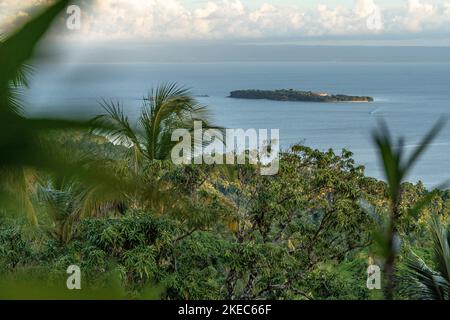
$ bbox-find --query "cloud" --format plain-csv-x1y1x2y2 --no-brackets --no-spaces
0,0,53,31
394,0,436,32
354,0,379,18
72,0,384,40
1,0,450,41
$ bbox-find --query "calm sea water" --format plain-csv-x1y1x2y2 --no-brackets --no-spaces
24,62,450,187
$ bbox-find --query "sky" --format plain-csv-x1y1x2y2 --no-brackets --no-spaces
1,0,450,45
183,0,402,10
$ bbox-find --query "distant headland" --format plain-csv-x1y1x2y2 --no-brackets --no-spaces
229,89,374,103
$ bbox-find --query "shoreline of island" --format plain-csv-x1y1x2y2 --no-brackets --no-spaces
229,89,374,103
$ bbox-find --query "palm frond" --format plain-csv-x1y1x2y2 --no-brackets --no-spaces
11,64,33,88
92,99,145,169
372,120,402,202
404,118,446,176
93,99,142,148
404,252,450,300
3,85,26,114
430,216,450,284
0,0,69,112
139,83,221,161
371,118,446,299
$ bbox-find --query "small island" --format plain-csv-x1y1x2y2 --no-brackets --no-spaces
229,89,374,103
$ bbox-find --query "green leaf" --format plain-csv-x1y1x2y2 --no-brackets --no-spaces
0,0,69,93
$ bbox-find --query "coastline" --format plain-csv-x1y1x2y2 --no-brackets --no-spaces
229,89,374,103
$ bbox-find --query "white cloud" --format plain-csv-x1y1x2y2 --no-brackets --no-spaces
403,0,436,32
72,0,383,39
354,0,379,18
445,1,450,16
1,0,450,41
316,5,352,35
0,0,52,31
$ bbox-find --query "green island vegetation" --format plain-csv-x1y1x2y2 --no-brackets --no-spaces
229,89,374,103
1,1,450,300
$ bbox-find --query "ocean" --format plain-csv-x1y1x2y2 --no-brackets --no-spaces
24,61,450,187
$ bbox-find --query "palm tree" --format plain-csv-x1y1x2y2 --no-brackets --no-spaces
367,118,445,299
37,179,82,244
403,217,450,300
1,64,32,115
92,84,231,218
0,0,70,224
93,83,220,171
37,176,128,244
0,0,124,224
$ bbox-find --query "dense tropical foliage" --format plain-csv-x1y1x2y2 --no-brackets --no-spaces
1,0,450,300
2,129,449,299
